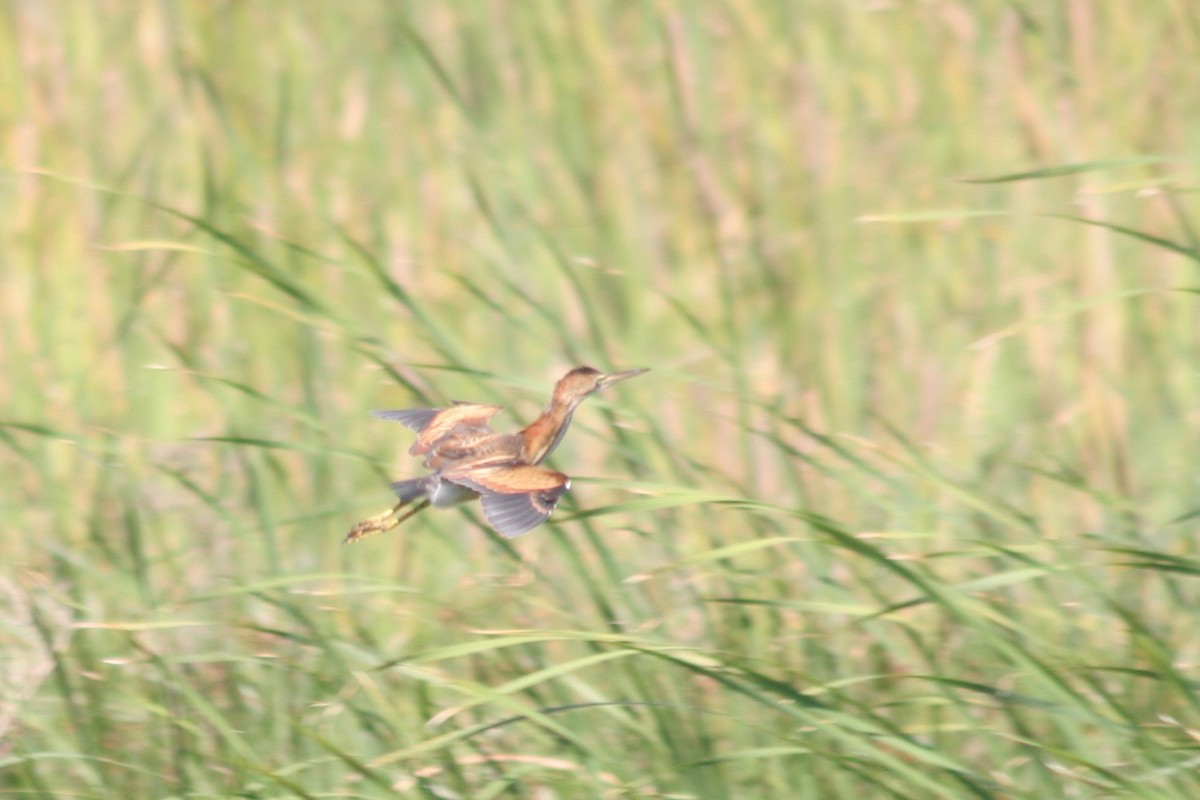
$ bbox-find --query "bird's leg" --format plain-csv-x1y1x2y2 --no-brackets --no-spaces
344,498,431,543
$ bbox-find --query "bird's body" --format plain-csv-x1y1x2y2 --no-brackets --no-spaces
346,367,646,541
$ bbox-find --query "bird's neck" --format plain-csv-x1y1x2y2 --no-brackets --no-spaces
521,401,577,464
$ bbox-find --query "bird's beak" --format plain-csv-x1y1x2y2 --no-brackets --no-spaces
597,368,649,389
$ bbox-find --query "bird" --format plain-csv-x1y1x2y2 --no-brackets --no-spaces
346,366,647,542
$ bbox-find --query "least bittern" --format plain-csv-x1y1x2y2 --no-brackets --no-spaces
346,366,647,542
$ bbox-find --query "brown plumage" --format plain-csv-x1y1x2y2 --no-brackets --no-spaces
346,366,647,541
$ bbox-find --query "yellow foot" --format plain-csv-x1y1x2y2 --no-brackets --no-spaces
345,507,402,544
344,498,430,544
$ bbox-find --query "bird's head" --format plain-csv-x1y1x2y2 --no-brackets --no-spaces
553,366,648,408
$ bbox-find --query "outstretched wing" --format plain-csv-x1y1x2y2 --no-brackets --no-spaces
444,464,571,538
479,490,569,537
374,403,505,457
373,408,440,431
444,463,568,494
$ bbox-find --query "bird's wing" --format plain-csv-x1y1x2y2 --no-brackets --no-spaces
444,463,569,494
478,490,567,537
374,404,505,457
373,408,440,431
443,464,571,538
426,430,523,469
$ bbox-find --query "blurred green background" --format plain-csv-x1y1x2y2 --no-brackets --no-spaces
4,3,1200,797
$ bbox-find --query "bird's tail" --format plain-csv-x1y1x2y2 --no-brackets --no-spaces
389,478,428,502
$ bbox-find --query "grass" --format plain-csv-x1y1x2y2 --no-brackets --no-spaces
3,2,1200,797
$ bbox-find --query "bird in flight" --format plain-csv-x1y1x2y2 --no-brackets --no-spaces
346,366,647,542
